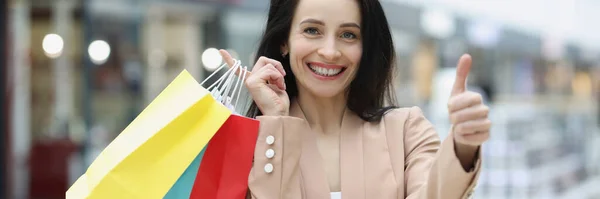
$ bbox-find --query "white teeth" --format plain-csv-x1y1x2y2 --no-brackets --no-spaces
309,64,343,76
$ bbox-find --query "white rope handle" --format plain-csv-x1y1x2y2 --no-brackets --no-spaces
234,65,248,109
198,58,252,111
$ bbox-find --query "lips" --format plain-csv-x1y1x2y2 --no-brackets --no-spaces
307,62,346,77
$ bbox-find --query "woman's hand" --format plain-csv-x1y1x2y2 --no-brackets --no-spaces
447,54,491,169
219,50,290,116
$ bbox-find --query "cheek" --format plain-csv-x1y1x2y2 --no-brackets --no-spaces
289,38,314,67
290,39,314,57
346,44,362,67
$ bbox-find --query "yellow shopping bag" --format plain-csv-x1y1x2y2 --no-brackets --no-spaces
66,70,232,199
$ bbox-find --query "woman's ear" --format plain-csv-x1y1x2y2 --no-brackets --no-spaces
280,44,289,57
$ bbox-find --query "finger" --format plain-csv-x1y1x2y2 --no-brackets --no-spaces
454,119,492,135
451,54,472,96
457,131,490,145
220,49,252,78
246,64,272,88
448,92,483,112
449,104,489,124
247,64,286,90
255,56,286,76
262,67,286,90
219,49,236,67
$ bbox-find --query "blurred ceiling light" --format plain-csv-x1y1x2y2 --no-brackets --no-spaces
42,33,64,58
202,48,223,71
421,9,455,40
88,40,111,65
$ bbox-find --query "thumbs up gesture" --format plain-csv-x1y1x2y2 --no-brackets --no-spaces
448,54,491,148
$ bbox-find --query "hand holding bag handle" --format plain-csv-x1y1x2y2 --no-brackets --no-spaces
190,55,260,199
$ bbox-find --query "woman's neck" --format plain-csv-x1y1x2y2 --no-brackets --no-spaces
295,88,347,135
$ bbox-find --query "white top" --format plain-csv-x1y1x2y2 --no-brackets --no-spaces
330,192,341,199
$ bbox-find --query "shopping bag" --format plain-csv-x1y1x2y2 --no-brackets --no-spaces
66,70,232,199
162,147,206,199
165,62,258,199
163,114,259,199
189,114,260,199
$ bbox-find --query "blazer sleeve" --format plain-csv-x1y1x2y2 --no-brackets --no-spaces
403,107,482,199
247,116,308,199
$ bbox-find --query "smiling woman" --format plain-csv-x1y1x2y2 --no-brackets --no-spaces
218,0,490,198
244,0,398,122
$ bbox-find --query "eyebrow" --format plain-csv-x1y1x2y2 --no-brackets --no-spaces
300,18,360,29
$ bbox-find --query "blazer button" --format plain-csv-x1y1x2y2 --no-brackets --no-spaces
264,163,274,173
266,135,275,145
265,149,275,159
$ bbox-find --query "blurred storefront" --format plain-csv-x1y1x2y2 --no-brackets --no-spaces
4,0,600,198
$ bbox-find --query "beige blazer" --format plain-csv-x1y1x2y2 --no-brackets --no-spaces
248,101,481,199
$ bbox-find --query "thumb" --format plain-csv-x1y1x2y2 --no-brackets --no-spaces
451,54,472,96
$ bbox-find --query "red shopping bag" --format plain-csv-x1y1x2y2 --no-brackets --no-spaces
190,114,259,199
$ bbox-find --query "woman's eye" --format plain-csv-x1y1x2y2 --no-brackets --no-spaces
303,28,319,35
341,32,356,39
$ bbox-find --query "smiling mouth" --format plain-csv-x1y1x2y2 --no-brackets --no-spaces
307,63,346,77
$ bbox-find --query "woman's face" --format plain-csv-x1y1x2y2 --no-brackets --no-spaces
286,0,362,99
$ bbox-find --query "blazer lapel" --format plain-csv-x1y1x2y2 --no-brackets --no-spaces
340,109,365,199
289,101,331,199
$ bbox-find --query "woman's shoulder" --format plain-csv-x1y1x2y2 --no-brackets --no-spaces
375,106,434,135
382,106,426,123
352,106,430,131
376,106,437,145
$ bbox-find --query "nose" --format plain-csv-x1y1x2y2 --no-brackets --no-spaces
317,36,341,61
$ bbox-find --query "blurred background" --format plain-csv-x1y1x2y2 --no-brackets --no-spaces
1,0,600,198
